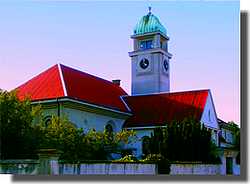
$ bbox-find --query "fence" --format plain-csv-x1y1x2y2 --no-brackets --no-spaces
0,159,39,174
0,149,240,175
59,163,156,175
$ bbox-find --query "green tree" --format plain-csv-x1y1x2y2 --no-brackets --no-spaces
38,115,136,162
228,121,240,164
82,128,136,160
37,115,86,162
146,118,220,163
0,89,41,159
0,89,136,162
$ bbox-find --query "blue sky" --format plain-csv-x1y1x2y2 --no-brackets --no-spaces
0,1,240,123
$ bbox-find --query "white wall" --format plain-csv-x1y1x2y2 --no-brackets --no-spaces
221,128,235,145
170,164,221,175
125,128,154,158
62,107,125,133
200,92,219,130
200,91,219,145
39,101,127,133
131,52,170,95
59,163,156,175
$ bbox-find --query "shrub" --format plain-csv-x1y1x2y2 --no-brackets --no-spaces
141,154,164,162
141,154,170,174
113,155,138,163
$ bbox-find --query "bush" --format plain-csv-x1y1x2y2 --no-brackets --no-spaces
141,154,170,174
121,149,134,157
141,154,164,162
113,155,138,163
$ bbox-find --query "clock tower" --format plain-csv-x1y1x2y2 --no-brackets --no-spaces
129,8,172,95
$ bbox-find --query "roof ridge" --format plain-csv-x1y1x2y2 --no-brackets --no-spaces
60,64,116,85
126,89,209,98
15,64,58,90
58,64,68,96
59,63,127,95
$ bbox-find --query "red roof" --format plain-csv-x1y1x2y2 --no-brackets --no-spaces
122,90,209,127
16,65,65,101
16,64,129,113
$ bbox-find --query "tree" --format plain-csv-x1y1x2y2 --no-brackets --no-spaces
228,121,240,164
38,115,136,162
0,89,41,159
0,89,136,162
146,118,220,163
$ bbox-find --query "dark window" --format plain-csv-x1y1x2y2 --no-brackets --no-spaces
105,124,113,134
44,115,52,127
142,136,150,156
140,40,153,50
208,110,211,121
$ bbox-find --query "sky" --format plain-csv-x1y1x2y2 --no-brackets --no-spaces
0,1,239,124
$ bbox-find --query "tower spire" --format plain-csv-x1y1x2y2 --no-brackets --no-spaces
148,6,152,14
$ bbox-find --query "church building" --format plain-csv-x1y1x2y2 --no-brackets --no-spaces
16,9,220,158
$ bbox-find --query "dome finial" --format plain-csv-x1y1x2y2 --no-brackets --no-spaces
148,6,152,14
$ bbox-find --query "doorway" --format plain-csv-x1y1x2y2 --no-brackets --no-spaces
226,157,233,175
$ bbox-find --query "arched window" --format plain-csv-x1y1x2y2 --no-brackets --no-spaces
142,136,150,156
105,124,113,134
44,115,52,127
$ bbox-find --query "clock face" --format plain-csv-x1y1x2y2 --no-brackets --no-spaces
163,59,169,71
140,58,149,69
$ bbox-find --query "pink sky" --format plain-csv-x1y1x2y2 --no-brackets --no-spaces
0,1,239,124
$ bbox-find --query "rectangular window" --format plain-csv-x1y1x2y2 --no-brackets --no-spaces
146,40,153,49
140,40,153,50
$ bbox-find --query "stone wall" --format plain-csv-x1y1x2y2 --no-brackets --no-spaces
170,163,221,175
59,163,156,175
0,158,240,175
0,160,39,174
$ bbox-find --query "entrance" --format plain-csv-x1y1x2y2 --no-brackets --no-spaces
226,157,233,175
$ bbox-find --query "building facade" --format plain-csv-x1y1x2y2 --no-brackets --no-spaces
15,9,239,174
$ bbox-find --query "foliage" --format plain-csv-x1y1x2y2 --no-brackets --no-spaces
0,89,137,162
37,116,137,162
37,115,86,162
0,89,41,159
228,121,240,149
145,118,220,163
140,154,170,174
141,154,164,162
112,155,138,163
228,121,240,164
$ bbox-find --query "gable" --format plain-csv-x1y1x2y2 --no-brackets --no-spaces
200,91,219,129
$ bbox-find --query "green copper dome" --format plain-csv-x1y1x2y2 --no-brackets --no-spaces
133,12,167,36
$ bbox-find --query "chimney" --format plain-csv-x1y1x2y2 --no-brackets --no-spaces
112,79,121,86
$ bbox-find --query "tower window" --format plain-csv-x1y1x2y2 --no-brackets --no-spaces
140,40,153,50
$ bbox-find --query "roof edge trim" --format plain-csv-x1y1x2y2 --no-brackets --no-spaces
120,96,132,112
31,97,132,117
58,63,68,96
124,125,167,130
